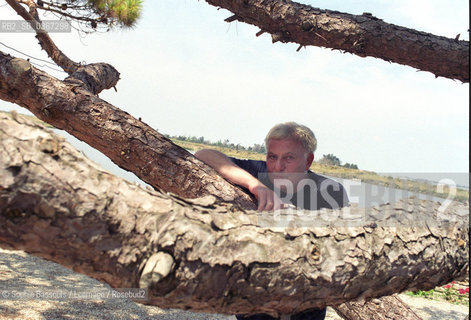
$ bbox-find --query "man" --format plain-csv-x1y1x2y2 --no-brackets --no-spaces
195,122,348,320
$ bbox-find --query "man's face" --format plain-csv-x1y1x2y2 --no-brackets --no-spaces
266,138,314,189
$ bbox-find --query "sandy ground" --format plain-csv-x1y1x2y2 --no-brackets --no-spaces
0,248,468,320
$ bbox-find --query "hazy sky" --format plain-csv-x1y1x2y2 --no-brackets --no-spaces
0,0,469,174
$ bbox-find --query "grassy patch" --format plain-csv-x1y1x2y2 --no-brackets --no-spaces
406,281,469,306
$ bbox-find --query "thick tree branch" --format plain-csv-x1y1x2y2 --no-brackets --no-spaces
0,112,468,317
0,51,255,208
204,0,469,82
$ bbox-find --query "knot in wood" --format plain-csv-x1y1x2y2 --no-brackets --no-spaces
139,252,175,289
65,63,120,95
271,31,290,43
10,58,31,75
301,20,314,31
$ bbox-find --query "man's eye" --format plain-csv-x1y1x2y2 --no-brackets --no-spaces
268,155,277,160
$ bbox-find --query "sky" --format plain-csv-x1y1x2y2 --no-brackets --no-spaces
0,0,469,177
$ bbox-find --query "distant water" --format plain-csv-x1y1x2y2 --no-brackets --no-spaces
327,176,451,208
378,172,469,190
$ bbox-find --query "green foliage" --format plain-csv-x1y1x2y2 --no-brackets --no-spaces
343,162,358,169
166,134,266,155
406,289,435,298
318,154,359,170
37,0,143,30
319,153,341,166
406,282,469,306
89,0,143,27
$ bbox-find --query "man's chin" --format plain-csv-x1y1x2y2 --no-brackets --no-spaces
268,173,305,182
268,174,287,181
268,176,296,192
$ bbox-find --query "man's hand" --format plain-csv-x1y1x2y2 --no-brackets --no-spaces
248,181,284,212
195,149,286,211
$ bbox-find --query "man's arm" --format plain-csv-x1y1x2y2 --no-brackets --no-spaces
194,149,282,211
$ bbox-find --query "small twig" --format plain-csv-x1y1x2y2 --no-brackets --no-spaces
224,14,239,23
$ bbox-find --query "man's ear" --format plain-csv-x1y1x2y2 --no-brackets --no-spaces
305,153,314,170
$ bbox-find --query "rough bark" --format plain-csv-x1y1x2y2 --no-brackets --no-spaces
0,51,430,319
65,63,121,95
0,51,255,209
2,2,468,318
334,294,422,320
205,0,469,82
1,113,468,317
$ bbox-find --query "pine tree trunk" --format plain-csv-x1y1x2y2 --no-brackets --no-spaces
1,112,468,317
204,0,469,82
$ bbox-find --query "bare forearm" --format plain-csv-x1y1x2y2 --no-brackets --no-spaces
195,149,282,211
195,149,260,191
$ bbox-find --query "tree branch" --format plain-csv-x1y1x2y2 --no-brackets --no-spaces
0,112,468,316
5,0,81,74
204,0,469,82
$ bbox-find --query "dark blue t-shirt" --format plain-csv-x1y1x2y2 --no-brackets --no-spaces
230,157,348,210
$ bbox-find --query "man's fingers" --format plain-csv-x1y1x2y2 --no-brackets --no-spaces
258,189,278,211
256,189,272,211
257,199,264,211
257,191,267,211
253,185,288,212
264,197,274,211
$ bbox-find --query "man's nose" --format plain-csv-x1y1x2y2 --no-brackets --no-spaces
274,159,286,171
